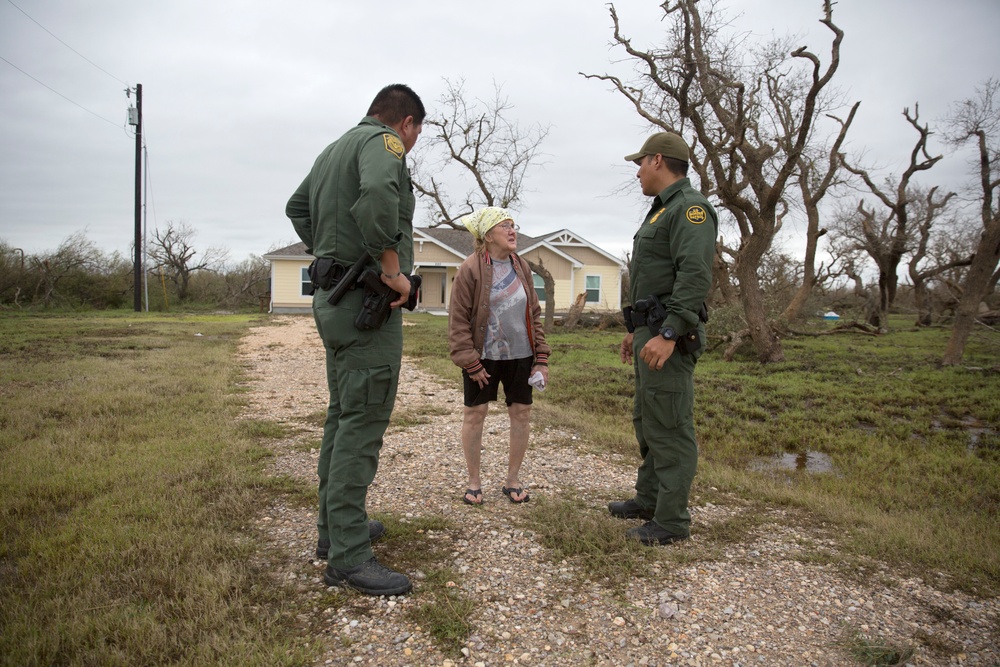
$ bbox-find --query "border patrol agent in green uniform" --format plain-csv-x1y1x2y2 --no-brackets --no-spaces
285,84,424,595
609,132,717,546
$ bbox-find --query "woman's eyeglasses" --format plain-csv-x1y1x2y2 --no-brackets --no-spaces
497,222,520,231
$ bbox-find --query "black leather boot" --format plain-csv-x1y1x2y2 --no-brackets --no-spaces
323,557,412,596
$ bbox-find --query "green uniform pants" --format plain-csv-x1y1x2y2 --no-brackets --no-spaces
631,325,703,535
312,287,401,570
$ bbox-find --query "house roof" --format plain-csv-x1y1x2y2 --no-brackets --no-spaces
416,226,541,259
530,229,625,266
263,242,309,259
264,228,545,261
263,227,622,268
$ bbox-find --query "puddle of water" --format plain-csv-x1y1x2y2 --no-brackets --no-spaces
932,416,998,453
753,450,835,474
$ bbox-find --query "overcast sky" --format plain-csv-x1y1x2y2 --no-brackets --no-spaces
2,0,998,266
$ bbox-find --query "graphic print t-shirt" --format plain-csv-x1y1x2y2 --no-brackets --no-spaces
483,259,531,361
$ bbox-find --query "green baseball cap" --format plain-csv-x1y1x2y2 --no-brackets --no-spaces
624,132,689,163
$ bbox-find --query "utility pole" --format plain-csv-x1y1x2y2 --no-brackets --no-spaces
127,84,143,312
143,146,149,311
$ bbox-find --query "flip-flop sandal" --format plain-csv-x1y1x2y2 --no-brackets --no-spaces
502,486,530,504
462,488,483,505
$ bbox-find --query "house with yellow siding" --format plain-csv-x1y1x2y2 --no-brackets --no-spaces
263,227,624,314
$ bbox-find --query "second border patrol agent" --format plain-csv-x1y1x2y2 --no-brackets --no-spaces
609,132,717,546
286,83,424,595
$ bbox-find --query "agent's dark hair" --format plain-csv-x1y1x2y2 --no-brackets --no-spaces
664,156,689,177
367,84,426,125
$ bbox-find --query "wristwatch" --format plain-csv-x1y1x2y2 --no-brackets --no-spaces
659,326,679,342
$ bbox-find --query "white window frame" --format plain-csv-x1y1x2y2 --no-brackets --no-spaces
532,273,546,302
584,274,601,303
300,267,311,297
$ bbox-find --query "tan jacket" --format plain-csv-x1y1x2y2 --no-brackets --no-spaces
447,251,550,373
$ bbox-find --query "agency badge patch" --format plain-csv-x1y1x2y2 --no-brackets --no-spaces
685,205,707,224
383,133,404,159
648,209,665,224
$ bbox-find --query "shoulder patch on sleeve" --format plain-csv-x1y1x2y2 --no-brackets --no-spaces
685,205,707,224
383,133,404,159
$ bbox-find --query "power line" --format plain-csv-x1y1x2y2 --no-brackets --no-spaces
1,54,121,128
5,0,128,86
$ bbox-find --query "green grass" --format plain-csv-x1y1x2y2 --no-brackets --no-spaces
402,312,1000,595
2,309,996,664
390,403,453,428
522,495,654,592
839,627,917,666
372,514,475,658
0,312,309,666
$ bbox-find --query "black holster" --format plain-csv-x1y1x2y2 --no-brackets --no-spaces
676,302,709,356
632,294,667,337
307,258,345,294
630,295,706,356
354,271,423,331
675,329,702,355
622,306,635,333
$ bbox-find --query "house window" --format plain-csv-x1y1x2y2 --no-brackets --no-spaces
532,274,545,302
300,267,311,296
585,275,601,303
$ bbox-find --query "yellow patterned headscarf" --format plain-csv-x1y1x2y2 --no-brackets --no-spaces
461,207,513,240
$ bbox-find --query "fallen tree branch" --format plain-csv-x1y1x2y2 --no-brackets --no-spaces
783,321,880,337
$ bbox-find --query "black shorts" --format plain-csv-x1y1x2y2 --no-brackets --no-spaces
463,356,534,407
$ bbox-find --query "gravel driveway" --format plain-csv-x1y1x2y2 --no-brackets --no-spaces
238,315,997,667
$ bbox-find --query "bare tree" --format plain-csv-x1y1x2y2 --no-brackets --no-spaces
0,241,27,307
29,231,104,307
923,223,980,320
528,255,556,329
583,0,850,362
147,221,227,301
823,225,876,315
712,242,738,307
411,78,549,228
779,104,859,322
905,191,969,325
221,255,270,309
839,105,950,330
942,79,1000,364
410,79,555,325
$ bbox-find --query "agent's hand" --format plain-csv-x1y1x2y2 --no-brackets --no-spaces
531,365,548,386
620,333,634,365
469,367,490,389
639,336,675,371
381,272,411,308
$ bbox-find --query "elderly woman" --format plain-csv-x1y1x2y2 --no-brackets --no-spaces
448,207,550,505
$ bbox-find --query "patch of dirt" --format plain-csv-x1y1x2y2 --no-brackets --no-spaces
238,315,999,667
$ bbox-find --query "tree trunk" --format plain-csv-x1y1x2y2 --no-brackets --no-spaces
563,293,587,329
712,245,737,306
734,247,785,363
779,182,823,323
912,281,932,326
525,259,554,330
942,220,1000,364
871,266,891,332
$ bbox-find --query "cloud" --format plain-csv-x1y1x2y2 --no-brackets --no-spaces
1,0,997,266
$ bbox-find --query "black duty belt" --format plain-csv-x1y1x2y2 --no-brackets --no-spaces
307,258,357,295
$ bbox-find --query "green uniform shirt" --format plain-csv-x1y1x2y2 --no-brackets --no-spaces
286,116,414,272
629,177,718,334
